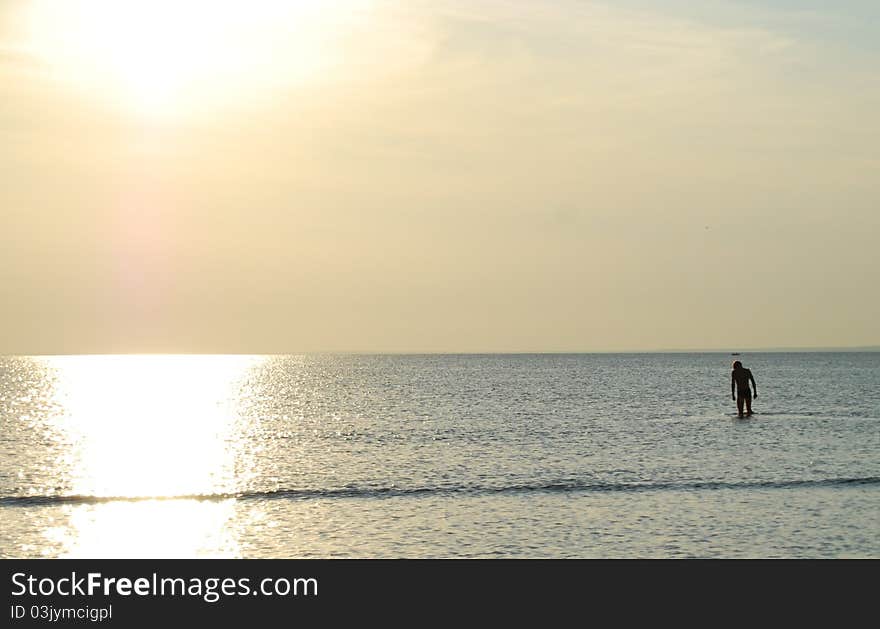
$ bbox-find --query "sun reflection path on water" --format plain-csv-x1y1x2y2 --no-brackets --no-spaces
41,355,263,557
45,500,241,558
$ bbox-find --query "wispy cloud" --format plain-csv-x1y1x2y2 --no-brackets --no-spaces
1,0,877,352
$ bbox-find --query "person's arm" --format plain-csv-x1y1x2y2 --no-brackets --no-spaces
731,372,736,400
750,371,757,398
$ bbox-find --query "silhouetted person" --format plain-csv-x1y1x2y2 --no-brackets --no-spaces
731,360,757,417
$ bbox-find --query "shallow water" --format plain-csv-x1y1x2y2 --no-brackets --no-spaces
1,352,877,558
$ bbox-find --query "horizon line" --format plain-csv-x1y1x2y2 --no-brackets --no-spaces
4,345,879,357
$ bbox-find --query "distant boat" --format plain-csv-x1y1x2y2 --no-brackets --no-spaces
731,352,740,356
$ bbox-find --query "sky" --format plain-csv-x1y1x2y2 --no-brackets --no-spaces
1,0,878,354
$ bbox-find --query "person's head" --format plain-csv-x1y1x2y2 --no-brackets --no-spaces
732,360,743,370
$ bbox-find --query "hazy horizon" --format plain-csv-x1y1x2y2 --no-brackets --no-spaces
0,345,880,358
2,0,878,354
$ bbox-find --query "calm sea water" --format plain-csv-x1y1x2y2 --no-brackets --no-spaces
1,352,877,558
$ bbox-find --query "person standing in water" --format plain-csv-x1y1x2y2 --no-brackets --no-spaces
731,360,757,417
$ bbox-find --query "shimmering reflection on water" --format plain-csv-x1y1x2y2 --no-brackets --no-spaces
1,353,878,558
49,500,240,558
2,355,261,557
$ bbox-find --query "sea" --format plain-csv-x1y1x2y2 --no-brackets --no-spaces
1,352,877,559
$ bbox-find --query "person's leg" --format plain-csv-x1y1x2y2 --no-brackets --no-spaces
745,393,753,416
737,394,744,418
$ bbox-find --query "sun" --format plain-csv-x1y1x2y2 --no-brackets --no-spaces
26,0,370,116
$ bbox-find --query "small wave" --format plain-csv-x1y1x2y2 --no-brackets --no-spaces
1,476,878,507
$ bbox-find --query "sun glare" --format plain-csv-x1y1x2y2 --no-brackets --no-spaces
45,354,260,498
26,0,370,116
36,355,261,557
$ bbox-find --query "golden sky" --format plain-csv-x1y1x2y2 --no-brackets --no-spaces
1,0,878,353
